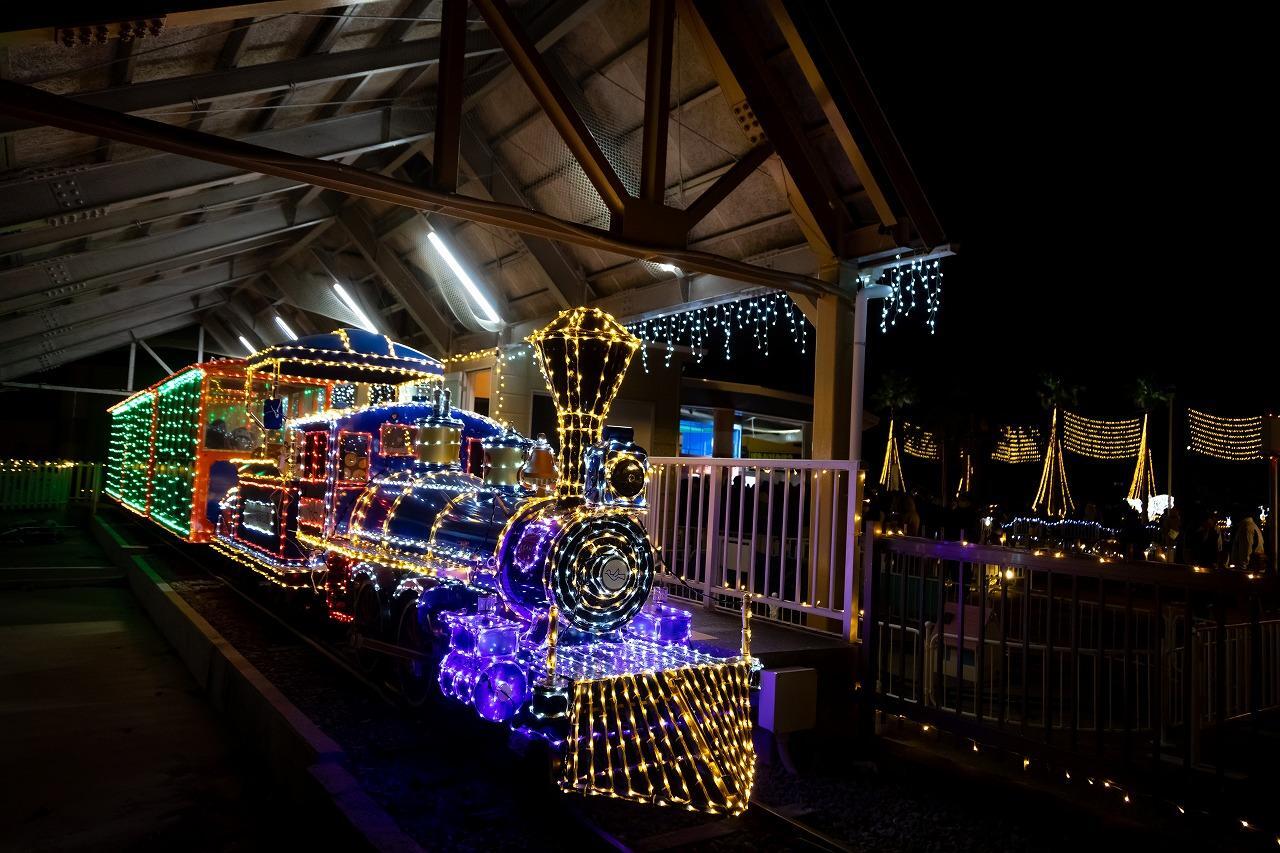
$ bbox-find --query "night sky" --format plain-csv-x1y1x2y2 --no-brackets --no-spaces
691,10,1275,508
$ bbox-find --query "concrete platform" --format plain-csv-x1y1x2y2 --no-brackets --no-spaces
0,583,292,851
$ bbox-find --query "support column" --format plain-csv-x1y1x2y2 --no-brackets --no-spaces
712,407,736,458
809,293,853,460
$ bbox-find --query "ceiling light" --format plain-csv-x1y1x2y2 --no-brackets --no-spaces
237,335,256,356
427,230,500,323
273,315,298,340
332,282,378,333
655,262,682,275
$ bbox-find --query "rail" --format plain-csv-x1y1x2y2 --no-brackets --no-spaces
643,457,861,638
862,528,1278,777
0,460,102,511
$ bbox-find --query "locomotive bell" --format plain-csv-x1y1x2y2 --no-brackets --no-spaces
414,387,463,467
527,308,640,502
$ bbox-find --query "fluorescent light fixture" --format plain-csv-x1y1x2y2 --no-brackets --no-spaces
427,230,500,323
237,335,256,356
655,262,682,276
273,315,298,340
332,282,378,333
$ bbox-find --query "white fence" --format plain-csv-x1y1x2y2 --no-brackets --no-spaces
643,457,860,639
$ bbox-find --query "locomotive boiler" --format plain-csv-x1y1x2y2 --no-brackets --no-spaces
105,310,757,815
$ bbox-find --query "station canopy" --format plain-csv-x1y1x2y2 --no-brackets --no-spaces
0,0,946,382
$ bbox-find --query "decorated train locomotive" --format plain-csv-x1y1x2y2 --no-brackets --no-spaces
105,308,756,814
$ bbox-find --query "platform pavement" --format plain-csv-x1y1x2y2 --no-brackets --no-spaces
0,568,314,850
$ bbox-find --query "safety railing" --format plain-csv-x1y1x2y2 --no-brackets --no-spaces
643,457,860,639
862,529,1277,777
0,460,102,511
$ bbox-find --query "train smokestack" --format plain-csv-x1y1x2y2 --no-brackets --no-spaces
527,308,639,501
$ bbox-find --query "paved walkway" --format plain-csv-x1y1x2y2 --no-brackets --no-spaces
0,524,288,852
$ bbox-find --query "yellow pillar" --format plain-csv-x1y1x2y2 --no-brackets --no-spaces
809,293,853,460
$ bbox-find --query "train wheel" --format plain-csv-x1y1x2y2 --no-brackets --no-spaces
396,599,435,708
350,581,381,674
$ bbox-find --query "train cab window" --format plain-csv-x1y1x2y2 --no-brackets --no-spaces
302,432,329,479
379,422,414,457
203,375,265,451
338,431,372,482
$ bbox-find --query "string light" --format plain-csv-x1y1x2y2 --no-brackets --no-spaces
1188,408,1262,461
1126,413,1158,502
626,291,806,373
1032,408,1074,518
877,255,944,334
992,425,1042,464
901,421,940,460
1062,411,1142,460
879,417,906,492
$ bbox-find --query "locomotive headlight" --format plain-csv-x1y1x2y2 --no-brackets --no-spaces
606,455,645,501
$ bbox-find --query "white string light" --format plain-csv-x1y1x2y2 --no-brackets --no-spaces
877,256,944,334
626,291,807,373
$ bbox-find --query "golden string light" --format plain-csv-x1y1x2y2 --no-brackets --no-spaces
1126,414,1158,501
879,417,906,492
992,425,1041,464
901,421,940,460
560,659,755,814
1187,408,1262,461
1033,408,1074,518
1062,411,1142,460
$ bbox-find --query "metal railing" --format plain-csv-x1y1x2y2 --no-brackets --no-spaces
0,461,102,512
644,457,860,638
862,529,1277,776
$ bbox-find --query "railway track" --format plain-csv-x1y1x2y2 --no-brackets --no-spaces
132,517,848,852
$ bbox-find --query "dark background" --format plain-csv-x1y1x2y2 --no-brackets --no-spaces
4,7,1272,509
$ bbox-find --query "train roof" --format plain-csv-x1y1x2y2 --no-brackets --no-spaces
106,358,246,413
246,328,443,385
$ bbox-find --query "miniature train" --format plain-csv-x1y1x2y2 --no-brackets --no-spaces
105,309,755,814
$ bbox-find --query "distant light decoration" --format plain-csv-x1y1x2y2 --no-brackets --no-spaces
1062,411,1142,460
901,421,940,460
879,417,906,492
876,255,944,334
1126,413,1158,502
992,425,1042,464
956,449,973,497
626,291,807,373
1188,408,1263,461
1033,408,1074,518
